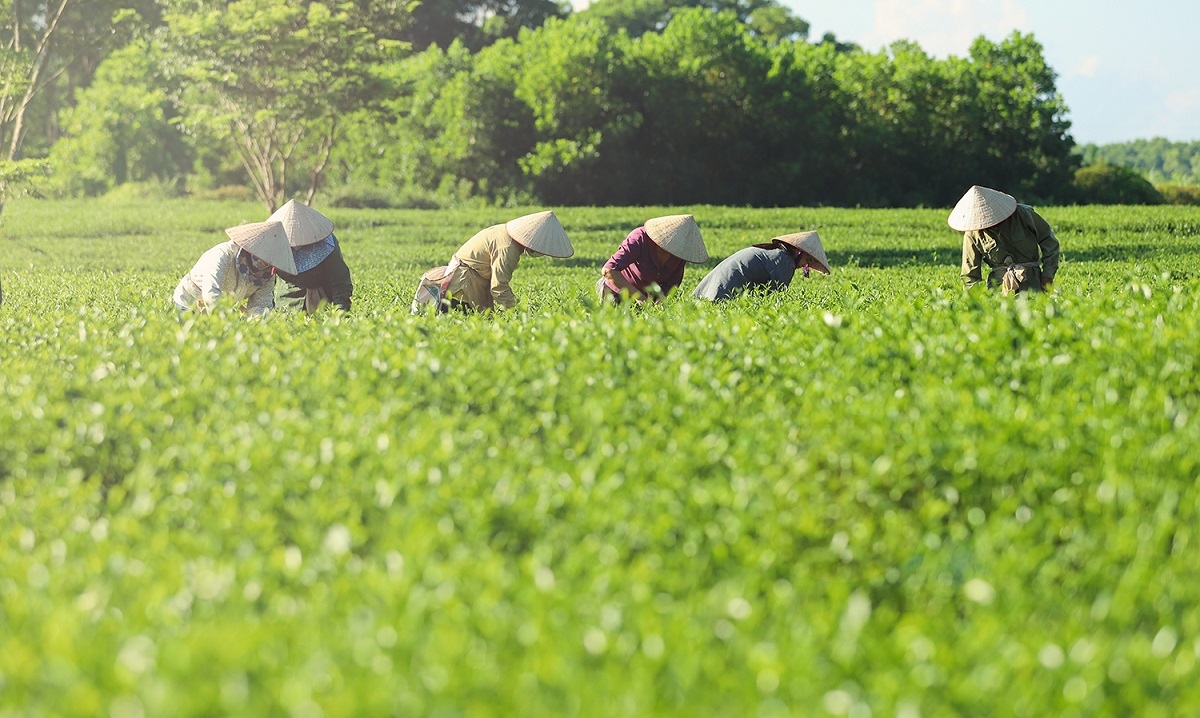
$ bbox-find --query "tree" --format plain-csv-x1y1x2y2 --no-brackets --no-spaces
962,31,1078,202
407,0,567,51
0,1,160,162
579,0,806,41
1077,138,1200,186
48,40,191,197
625,8,781,204
0,0,70,163
0,0,74,217
509,16,639,204
159,0,408,211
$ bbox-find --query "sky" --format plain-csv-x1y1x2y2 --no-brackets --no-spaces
570,0,1200,145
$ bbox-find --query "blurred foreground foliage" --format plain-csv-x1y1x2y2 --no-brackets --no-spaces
1,200,1199,716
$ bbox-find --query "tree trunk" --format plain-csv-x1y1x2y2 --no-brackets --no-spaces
6,0,70,161
305,119,337,205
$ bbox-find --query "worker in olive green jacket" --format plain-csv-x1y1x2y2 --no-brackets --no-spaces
949,185,1060,294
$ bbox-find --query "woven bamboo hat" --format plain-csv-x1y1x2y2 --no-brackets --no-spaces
506,210,573,258
226,221,297,274
268,199,335,247
755,230,831,274
948,185,1018,231
645,214,707,263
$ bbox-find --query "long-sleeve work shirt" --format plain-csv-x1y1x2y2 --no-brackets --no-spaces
692,246,797,301
445,224,525,310
173,241,275,315
602,227,686,301
961,204,1060,289
275,236,354,312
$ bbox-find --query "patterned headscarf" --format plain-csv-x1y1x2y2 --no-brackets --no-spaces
292,234,337,274
236,247,275,286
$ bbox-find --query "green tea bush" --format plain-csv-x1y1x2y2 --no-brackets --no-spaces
327,184,443,211
1,200,1199,716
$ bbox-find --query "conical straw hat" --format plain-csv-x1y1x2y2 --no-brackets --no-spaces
267,199,335,247
644,214,707,263
225,220,297,274
947,185,1018,231
505,210,573,258
759,230,831,274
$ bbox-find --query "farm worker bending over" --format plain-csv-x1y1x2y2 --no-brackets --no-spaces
692,230,830,302
950,185,1060,294
173,220,296,315
598,214,708,303
413,210,573,313
267,200,354,314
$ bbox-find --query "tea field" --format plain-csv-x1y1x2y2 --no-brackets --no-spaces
1,199,1199,717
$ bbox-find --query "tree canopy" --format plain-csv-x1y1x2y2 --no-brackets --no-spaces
158,0,407,211
406,0,568,51
8,0,1115,208
361,11,1078,207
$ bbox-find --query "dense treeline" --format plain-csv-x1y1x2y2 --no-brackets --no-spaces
340,11,1079,209
1077,139,1200,186
0,0,1102,211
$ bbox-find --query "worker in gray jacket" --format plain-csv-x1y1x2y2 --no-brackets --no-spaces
692,231,830,302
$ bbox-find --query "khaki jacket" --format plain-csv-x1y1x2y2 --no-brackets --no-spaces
445,224,525,310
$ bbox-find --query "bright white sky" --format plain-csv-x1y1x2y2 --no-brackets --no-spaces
570,0,1200,145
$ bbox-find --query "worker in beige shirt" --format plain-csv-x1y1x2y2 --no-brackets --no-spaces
435,210,573,312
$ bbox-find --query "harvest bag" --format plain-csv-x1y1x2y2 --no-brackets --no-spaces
411,257,463,314
1000,259,1042,295
303,287,330,314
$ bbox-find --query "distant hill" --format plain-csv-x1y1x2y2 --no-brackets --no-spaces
1076,138,1200,186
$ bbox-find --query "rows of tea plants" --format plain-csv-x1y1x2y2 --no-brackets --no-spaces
1,199,1199,716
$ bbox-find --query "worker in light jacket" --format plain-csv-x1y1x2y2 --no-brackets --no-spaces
414,210,574,313
173,220,296,315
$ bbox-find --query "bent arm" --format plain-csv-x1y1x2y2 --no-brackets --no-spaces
961,235,985,289
245,280,275,316
961,235,986,289
327,243,354,311
490,242,523,310
1033,213,1060,282
197,250,233,310
602,265,646,299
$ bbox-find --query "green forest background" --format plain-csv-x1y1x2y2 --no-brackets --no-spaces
1,0,1196,214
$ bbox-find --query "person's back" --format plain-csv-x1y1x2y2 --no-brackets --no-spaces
692,231,829,302
692,246,795,301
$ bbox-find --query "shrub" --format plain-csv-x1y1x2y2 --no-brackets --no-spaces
1157,183,1200,206
99,179,186,202
190,185,258,202
1072,162,1163,204
327,183,443,210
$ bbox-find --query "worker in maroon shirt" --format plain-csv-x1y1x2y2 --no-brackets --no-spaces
598,214,708,304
